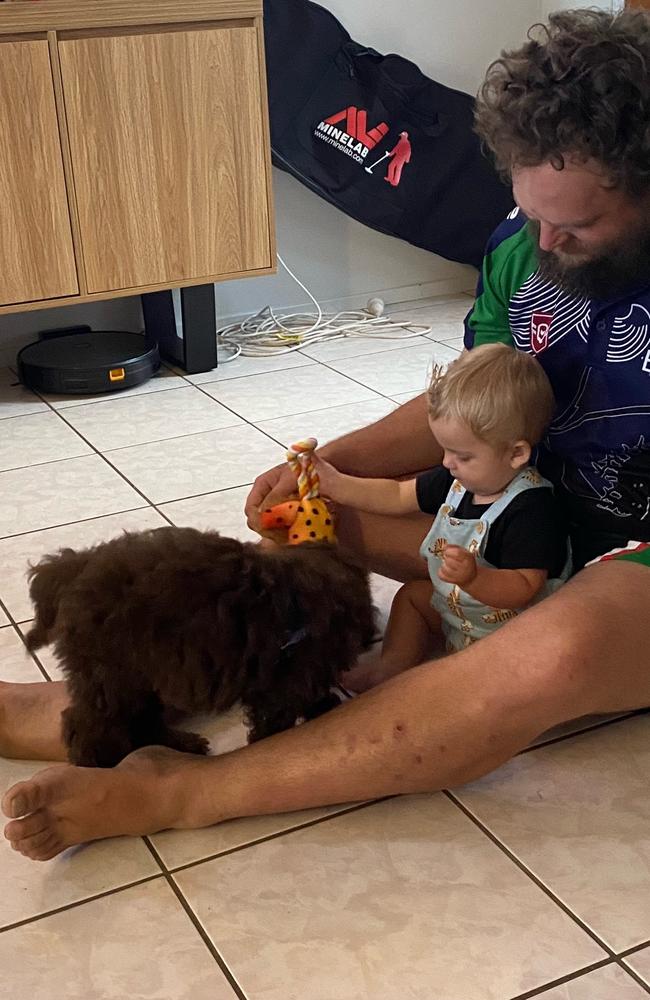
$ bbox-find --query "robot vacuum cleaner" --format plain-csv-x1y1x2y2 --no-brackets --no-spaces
17,328,160,395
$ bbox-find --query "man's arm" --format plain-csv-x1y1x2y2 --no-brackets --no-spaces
321,393,441,477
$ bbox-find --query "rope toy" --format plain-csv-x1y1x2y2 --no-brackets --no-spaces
260,438,336,544
286,437,320,500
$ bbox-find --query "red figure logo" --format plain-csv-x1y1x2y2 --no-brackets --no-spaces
324,107,389,150
531,312,553,353
385,131,411,187
364,131,413,187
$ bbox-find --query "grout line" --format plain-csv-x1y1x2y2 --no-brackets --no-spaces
297,334,435,365
190,380,326,453
154,482,257,514
0,450,95,476
311,354,430,407
505,958,614,1000
0,872,163,936
192,376,387,424
522,709,650,754
620,940,650,959
4,374,162,520
0,505,151,542
143,839,248,1000
618,960,650,995
96,420,246,455
49,411,164,509
167,798,388,876
443,790,616,958
188,358,317,384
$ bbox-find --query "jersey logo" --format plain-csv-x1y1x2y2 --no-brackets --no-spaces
531,312,553,353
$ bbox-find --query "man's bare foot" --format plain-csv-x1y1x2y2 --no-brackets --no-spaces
2,746,213,861
0,680,69,761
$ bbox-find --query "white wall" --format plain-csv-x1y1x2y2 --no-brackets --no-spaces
3,0,602,364
540,1,621,15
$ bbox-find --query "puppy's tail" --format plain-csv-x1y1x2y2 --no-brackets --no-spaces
25,548,90,650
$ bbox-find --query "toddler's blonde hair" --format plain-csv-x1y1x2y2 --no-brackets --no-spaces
427,343,555,447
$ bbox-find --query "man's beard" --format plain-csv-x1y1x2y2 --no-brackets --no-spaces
531,221,650,299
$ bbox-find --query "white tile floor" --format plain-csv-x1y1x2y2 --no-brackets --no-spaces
0,294,648,1000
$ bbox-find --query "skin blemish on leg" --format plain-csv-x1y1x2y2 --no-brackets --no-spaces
438,744,447,754
393,722,406,739
414,754,423,765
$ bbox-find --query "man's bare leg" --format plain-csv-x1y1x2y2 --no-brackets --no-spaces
344,580,441,692
0,681,68,761
4,561,649,861
337,506,430,582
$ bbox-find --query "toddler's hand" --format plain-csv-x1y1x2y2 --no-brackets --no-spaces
438,545,478,587
312,453,344,500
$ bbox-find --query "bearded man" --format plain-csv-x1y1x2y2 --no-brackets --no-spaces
3,8,650,860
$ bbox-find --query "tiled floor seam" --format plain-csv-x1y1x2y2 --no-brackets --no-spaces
505,958,618,1000
296,331,434,363
143,838,248,1000
4,369,164,515
619,961,650,995
196,357,318,382
0,505,151,542
50,408,169,509
443,790,617,959
621,940,650,959
191,367,389,425
165,797,389,876
95,420,250,455
6,365,228,507
523,709,650,754
308,354,419,406
0,869,163,935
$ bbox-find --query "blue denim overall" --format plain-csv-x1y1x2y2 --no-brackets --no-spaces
419,468,568,653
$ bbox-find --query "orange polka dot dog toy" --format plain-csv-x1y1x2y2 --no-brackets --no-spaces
261,438,336,544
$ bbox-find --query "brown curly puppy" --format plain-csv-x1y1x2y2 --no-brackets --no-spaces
25,527,375,767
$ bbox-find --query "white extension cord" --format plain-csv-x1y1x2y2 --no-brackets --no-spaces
216,253,433,361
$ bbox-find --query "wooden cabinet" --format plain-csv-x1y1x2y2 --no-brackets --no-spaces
0,38,78,305
0,1,275,314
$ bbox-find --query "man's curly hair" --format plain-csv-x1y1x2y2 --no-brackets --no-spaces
475,9,650,195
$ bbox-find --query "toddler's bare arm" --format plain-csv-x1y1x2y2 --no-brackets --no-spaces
313,455,420,516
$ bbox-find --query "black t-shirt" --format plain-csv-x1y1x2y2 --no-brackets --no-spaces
416,467,567,578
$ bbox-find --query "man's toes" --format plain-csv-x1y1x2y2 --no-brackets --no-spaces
11,827,56,856
16,832,62,862
4,809,49,844
2,778,46,819
31,837,64,862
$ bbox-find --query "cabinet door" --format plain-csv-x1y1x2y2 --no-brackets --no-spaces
59,24,273,294
0,39,78,306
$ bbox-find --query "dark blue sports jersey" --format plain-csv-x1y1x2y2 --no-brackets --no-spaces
464,209,650,562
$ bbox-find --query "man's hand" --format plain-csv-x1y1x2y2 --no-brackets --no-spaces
438,544,478,587
245,463,298,534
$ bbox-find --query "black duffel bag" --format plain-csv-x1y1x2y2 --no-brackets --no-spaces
263,0,513,268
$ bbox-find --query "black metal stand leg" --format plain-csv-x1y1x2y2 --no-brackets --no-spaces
141,283,218,376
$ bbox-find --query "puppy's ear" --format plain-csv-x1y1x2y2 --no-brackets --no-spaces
26,548,89,649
